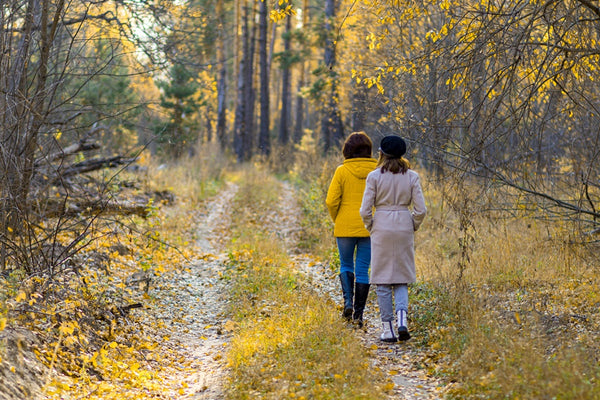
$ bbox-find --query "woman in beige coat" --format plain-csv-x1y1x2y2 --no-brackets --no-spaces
360,135,427,342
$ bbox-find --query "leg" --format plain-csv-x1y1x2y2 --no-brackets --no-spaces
376,284,397,342
336,238,356,320
394,284,410,341
394,284,408,313
353,237,371,327
354,237,371,284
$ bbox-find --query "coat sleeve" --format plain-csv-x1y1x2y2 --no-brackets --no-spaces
325,167,343,221
360,172,376,232
410,172,427,231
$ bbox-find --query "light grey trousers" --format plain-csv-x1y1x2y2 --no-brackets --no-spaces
376,284,408,322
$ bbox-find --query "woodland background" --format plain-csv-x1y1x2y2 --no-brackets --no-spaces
1,0,600,398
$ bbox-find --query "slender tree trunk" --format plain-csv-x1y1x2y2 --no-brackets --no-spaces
320,0,344,153
351,85,367,133
1,0,66,269
243,1,257,161
216,0,228,151
293,0,309,144
258,0,270,156
278,11,292,146
233,0,249,162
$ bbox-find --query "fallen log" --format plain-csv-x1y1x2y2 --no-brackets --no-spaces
35,198,151,218
60,156,137,178
35,138,101,167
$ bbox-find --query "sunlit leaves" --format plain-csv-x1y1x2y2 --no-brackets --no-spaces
270,1,297,23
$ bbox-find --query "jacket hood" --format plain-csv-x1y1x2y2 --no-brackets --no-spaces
343,158,377,179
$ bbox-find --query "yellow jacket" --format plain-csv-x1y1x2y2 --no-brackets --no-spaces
326,157,377,237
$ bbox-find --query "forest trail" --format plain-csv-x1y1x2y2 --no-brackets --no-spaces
149,180,443,399
139,182,238,399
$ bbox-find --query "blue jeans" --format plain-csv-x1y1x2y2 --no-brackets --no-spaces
336,237,371,284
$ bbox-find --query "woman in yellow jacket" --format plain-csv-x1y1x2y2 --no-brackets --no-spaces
326,132,377,327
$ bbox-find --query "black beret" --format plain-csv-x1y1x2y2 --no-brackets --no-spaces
379,136,406,158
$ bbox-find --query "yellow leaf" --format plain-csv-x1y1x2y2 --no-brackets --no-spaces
224,320,236,332
109,341,118,349
0,318,6,332
15,292,27,302
59,322,76,335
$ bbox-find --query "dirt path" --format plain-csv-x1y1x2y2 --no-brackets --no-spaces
150,180,443,399
273,181,444,399
144,182,238,399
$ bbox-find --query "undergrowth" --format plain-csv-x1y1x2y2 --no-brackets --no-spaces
0,146,225,399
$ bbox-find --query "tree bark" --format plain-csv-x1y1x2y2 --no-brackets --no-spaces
258,0,271,156
278,11,292,146
216,0,228,151
243,1,257,161
293,0,309,144
233,0,249,162
320,0,344,153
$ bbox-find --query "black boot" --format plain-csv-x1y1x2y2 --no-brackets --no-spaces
339,272,354,321
353,282,370,328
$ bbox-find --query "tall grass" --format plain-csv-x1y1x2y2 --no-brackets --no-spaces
224,165,389,399
416,181,600,398
147,141,227,208
291,150,600,399
144,141,228,243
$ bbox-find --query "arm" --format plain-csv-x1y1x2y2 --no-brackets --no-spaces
411,173,427,231
325,167,343,221
360,173,376,232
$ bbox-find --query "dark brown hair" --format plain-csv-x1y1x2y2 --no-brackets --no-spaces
377,152,410,174
342,131,373,159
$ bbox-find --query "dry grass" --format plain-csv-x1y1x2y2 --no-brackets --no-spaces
412,179,600,398
224,165,389,399
144,141,228,242
290,150,600,399
149,143,226,202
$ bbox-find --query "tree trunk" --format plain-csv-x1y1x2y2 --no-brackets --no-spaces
216,0,228,151
233,0,249,162
278,11,292,146
258,0,271,156
243,1,257,161
320,0,344,153
1,0,66,269
293,0,309,144
351,85,367,133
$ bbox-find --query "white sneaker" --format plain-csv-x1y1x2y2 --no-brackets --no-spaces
397,309,411,341
380,321,397,342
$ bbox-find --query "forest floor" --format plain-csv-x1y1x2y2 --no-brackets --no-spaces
146,181,445,399
0,178,446,399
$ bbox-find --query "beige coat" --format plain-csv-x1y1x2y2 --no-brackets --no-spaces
359,168,427,284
